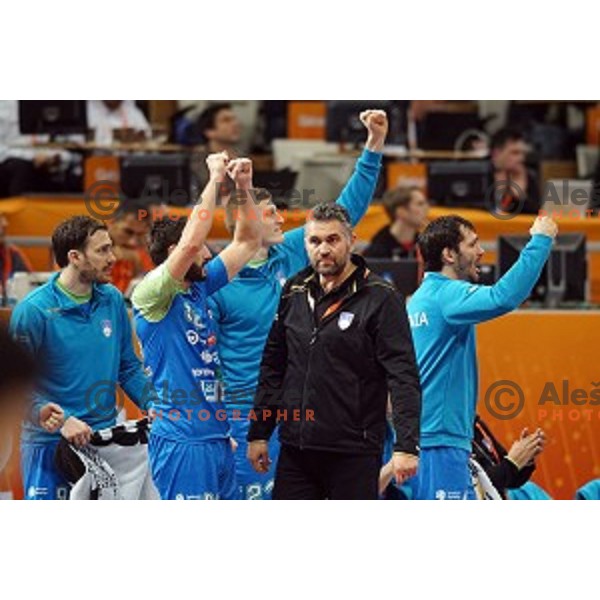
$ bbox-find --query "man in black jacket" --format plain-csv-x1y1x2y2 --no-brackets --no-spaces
247,203,421,499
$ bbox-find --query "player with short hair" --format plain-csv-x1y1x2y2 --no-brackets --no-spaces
10,215,152,500
132,153,261,500
407,214,557,500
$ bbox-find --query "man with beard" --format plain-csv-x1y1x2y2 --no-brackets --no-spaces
247,203,421,500
211,109,387,500
131,153,261,500
407,214,557,500
10,215,152,499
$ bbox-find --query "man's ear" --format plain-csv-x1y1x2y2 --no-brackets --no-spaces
441,247,455,266
67,249,81,266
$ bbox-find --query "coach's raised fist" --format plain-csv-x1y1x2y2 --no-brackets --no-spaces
530,216,558,239
361,109,388,152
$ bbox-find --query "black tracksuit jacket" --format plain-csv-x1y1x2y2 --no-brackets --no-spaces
248,255,421,456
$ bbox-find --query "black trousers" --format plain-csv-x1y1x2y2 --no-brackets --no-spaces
273,444,380,500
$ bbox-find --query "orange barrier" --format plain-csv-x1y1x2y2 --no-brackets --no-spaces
2,197,600,301
478,311,600,499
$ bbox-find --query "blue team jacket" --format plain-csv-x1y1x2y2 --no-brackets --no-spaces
407,233,553,451
10,273,151,444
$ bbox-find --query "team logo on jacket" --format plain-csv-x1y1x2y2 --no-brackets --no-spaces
101,320,113,338
186,330,200,345
338,311,354,331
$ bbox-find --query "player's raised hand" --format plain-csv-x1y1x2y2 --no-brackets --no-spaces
392,451,418,485
247,440,271,473
206,151,230,182
60,416,92,448
39,402,65,433
227,158,253,190
360,109,388,152
530,215,558,239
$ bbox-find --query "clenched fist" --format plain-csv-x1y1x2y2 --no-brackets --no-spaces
206,151,230,182
39,402,65,433
530,216,558,239
227,158,253,190
361,109,388,152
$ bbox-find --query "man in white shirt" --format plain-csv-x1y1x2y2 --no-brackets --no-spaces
87,101,152,145
0,100,59,198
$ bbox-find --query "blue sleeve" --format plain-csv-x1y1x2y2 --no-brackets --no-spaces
208,292,224,327
204,255,229,297
116,295,154,411
9,301,48,424
280,148,383,258
441,234,553,326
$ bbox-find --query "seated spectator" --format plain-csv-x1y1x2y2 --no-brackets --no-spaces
488,128,540,215
363,186,429,259
106,201,154,294
191,103,242,196
87,101,152,145
471,415,546,499
0,100,61,198
0,211,32,302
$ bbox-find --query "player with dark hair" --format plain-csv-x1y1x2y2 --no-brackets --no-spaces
407,214,557,499
10,215,152,499
131,152,261,500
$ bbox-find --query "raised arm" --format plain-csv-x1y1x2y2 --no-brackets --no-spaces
166,152,229,281
442,217,558,326
281,109,386,255
217,158,262,280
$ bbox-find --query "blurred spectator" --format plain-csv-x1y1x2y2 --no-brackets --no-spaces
489,128,540,215
0,211,32,303
0,100,61,198
190,103,242,198
106,201,154,294
363,186,429,259
198,103,242,154
87,101,152,145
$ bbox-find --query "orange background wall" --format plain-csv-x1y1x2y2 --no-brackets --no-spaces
477,312,600,499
